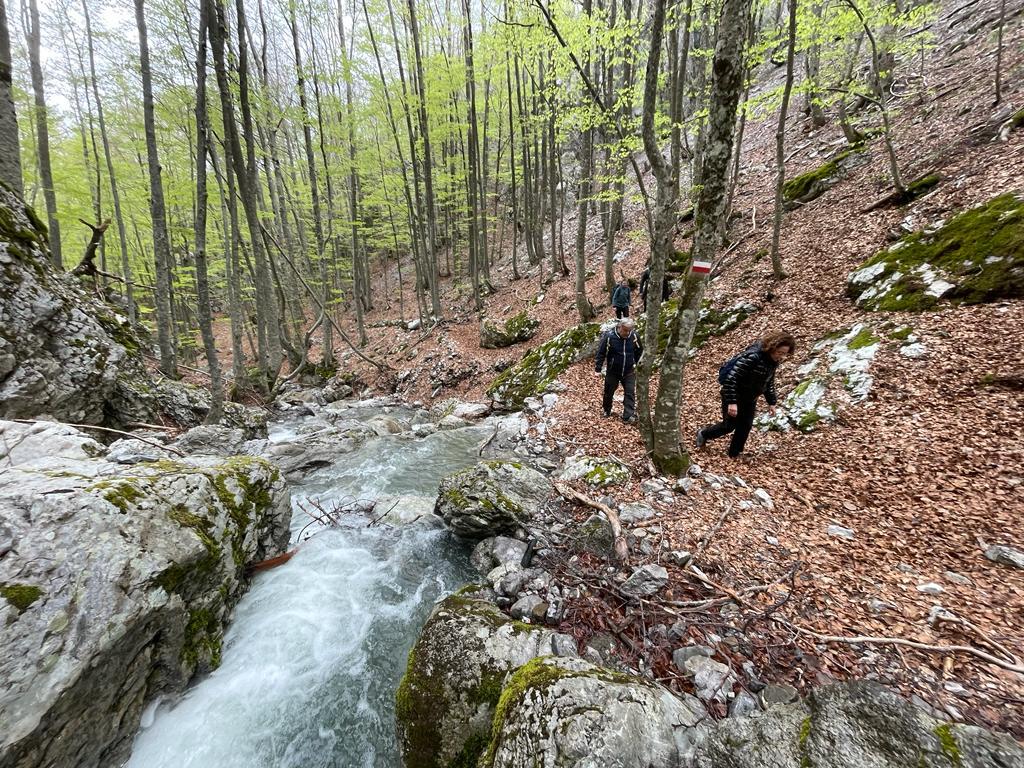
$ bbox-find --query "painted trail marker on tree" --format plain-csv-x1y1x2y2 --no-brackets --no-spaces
691,259,713,275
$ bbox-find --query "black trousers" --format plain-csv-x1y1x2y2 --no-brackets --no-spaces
702,397,756,457
602,368,636,419
615,306,630,318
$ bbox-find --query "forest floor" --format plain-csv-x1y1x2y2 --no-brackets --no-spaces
191,0,1024,738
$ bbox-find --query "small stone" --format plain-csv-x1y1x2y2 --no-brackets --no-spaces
619,502,656,524
619,564,669,597
760,683,798,708
666,550,692,567
868,599,897,614
827,524,855,540
944,571,973,586
728,690,759,718
550,632,576,656
900,342,928,359
917,582,945,595
985,544,1024,570
684,655,735,704
674,477,694,494
672,645,714,671
765,535,780,546
688,464,703,477
752,489,774,509
509,595,546,621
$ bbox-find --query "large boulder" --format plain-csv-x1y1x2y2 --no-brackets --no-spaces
480,312,540,349
0,419,291,768
693,680,1024,768
434,460,552,539
486,323,600,410
395,593,577,768
483,656,709,768
0,183,264,435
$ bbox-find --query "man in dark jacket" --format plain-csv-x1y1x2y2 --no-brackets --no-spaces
611,280,632,318
696,331,795,458
639,265,672,312
595,318,643,423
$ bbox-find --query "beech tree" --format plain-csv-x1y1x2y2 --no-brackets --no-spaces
0,0,21,195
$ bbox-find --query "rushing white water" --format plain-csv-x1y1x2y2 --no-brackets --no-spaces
126,416,489,768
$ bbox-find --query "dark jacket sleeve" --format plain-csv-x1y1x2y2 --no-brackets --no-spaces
722,350,757,404
595,332,608,372
764,370,778,406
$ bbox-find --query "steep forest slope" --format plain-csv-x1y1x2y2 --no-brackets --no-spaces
332,0,1024,736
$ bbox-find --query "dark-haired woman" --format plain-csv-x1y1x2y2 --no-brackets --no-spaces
696,331,796,459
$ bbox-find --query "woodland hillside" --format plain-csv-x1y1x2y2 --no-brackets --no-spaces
1,0,1023,754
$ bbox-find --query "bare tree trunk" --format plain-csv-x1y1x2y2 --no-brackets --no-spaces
647,0,753,474
0,0,22,196
135,0,178,378
24,0,61,267
573,0,596,321
193,0,223,421
994,0,1006,105
770,0,797,281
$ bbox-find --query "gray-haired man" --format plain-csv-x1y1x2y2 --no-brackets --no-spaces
594,318,643,423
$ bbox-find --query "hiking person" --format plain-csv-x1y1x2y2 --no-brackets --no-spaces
594,318,643,423
611,279,632,318
639,265,672,312
696,331,796,458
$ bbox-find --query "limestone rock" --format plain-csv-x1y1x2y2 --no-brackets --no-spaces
985,544,1024,570
173,424,248,456
480,312,540,349
0,420,291,768
620,564,669,597
559,455,630,488
434,460,552,539
619,502,656,524
395,595,577,768
485,657,709,768
471,536,529,576
694,680,1024,768
685,655,736,704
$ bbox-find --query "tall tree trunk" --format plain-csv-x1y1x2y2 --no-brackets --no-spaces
994,0,1006,104
406,0,442,318
573,0,596,321
0,0,22,196
135,0,178,378
462,0,483,310
648,0,753,474
770,0,796,280
83,0,134,321
192,0,223,421
24,0,62,267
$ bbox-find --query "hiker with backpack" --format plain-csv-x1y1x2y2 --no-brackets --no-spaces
611,279,632,318
696,331,796,459
594,318,643,423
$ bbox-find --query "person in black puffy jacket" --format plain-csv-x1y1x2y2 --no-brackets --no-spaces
595,318,644,423
696,331,795,458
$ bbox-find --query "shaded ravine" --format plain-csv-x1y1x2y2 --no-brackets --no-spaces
126,415,493,768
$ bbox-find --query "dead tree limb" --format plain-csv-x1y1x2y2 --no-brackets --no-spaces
555,482,629,562
71,218,121,283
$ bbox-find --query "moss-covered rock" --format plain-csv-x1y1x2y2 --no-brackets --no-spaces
783,147,869,208
435,460,553,539
848,193,1024,311
0,419,292,768
480,312,540,349
693,680,1024,768
487,323,601,410
691,301,759,352
481,656,709,768
559,455,631,488
395,594,577,768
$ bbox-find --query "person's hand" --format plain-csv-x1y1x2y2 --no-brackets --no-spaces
727,404,738,417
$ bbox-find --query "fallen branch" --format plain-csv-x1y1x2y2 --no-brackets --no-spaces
775,619,1024,676
248,548,297,573
11,419,184,457
555,482,629,562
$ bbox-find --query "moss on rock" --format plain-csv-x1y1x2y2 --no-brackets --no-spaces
487,323,600,409
1,583,44,613
783,147,866,206
848,193,1024,311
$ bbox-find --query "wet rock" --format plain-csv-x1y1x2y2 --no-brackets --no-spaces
470,536,529,576
484,657,709,768
693,680,1024,768
620,564,669,598
435,460,552,539
0,420,291,768
395,595,578,768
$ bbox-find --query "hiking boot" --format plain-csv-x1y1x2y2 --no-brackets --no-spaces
602,410,612,418
623,415,637,424
695,429,707,449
